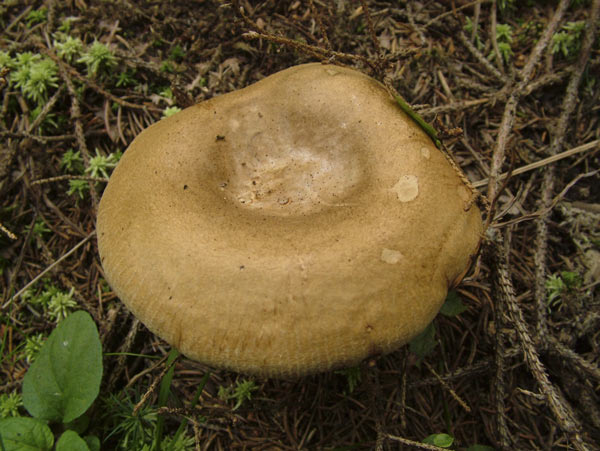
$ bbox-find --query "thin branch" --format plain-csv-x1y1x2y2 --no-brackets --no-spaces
492,169,599,227
133,353,179,415
549,336,600,383
32,174,108,185
423,361,471,413
0,221,17,240
548,0,600,157
486,0,570,203
458,31,506,82
308,0,330,49
359,0,383,73
490,0,505,74
494,232,589,450
472,139,599,188
4,231,96,308
424,0,491,29
386,434,452,451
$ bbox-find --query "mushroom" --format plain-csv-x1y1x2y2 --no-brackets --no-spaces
97,63,482,377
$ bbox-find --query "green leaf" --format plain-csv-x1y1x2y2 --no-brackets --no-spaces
0,417,54,451
83,435,100,451
409,323,437,361
153,349,180,450
22,311,103,423
167,372,210,451
56,430,89,451
423,433,454,448
439,291,467,317
64,413,89,434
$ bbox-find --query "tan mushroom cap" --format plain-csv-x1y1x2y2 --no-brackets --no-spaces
97,63,482,377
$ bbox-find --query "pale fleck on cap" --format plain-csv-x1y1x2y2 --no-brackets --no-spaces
96,63,482,377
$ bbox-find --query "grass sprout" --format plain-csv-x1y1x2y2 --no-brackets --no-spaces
552,21,586,58
53,33,84,63
25,7,47,27
11,53,58,105
23,333,46,363
0,392,23,419
218,379,258,410
67,180,90,199
546,271,582,312
85,149,120,178
102,390,158,450
162,106,181,118
47,287,77,322
78,40,118,77
61,149,84,173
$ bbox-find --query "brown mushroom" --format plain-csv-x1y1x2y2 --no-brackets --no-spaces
96,63,482,377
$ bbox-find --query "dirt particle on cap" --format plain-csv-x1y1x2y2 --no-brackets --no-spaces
391,175,419,202
381,248,404,264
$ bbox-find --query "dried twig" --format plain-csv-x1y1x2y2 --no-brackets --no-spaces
471,139,600,188
32,174,108,185
423,360,471,413
549,336,600,382
386,434,452,450
531,0,600,319
493,231,590,450
486,0,570,204
489,0,505,74
533,173,552,346
4,231,96,308
358,0,384,75
239,7,391,75
424,0,491,29
106,318,143,392
0,221,17,240
409,348,521,388
308,0,331,49
458,31,506,82
494,318,511,450
133,353,179,415
492,169,599,227
55,56,100,207
28,84,65,133
38,44,158,112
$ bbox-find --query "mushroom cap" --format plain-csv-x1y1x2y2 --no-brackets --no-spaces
97,63,482,377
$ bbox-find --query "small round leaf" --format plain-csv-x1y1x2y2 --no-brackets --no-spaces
0,416,54,451
423,433,455,448
22,311,103,423
56,430,90,451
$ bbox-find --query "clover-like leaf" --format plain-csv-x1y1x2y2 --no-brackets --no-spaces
22,311,103,423
56,430,90,451
409,323,437,362
439,290,467,317
0,416,54,451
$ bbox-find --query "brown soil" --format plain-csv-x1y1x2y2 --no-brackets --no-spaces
1,1,599,449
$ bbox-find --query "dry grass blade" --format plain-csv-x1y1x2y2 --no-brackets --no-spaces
4,231,96,307
471,139,600,188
